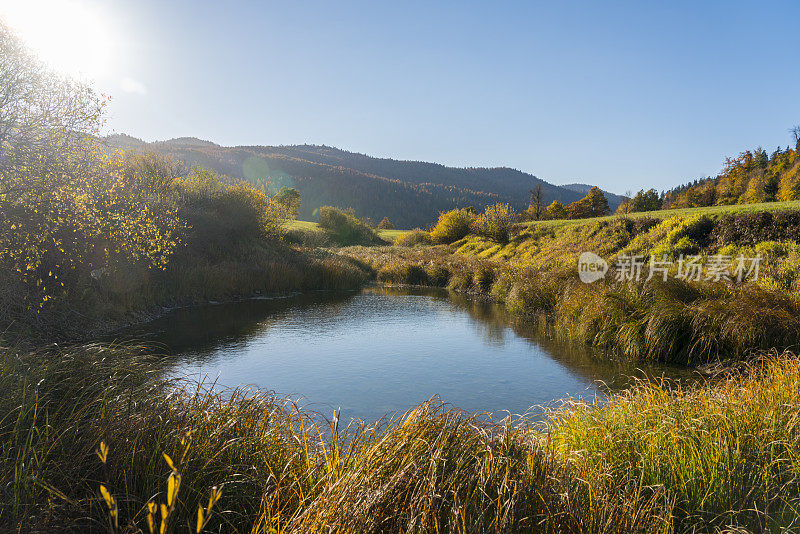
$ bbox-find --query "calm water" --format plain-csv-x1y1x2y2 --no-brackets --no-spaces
125,287,688,422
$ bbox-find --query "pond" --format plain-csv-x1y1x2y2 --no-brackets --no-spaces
123,287,690,422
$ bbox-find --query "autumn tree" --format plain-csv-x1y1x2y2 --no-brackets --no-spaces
544,200,567,219
377,217,394,230
566,186,610,219
0,22,105,200
0,23,183,315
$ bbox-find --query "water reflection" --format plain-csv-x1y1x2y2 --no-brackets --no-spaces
121,287,691,422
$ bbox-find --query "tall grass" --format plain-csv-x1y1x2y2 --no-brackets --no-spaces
549,353,800,531
0,343,675,533
7,343,800,532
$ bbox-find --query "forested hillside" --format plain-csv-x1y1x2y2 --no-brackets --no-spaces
664,133,800,209
104,135,600,228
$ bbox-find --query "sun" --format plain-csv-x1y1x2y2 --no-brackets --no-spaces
1,0,114,80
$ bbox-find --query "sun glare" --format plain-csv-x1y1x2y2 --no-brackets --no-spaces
1,0,113,80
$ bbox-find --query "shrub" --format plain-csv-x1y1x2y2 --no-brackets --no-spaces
284,227,333,247
711,210,800,246
649,215,714,258
430,209,476,244
377,217,394,230
447,268,475,292
472,264,496,292
0,147,183,316
318,206,386,246
395,228,433,247
178,170,284,254
476,203,516,243
377,263,429,285
425,264,451,286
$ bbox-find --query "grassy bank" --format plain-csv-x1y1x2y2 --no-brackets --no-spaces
3,343,800,532
340,209,800,365
284,218,411,242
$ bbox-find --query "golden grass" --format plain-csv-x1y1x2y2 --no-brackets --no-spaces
5,343,800,532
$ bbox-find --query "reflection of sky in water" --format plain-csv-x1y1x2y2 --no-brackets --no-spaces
127,288,689,422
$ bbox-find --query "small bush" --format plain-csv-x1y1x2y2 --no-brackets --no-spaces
377,217,394,230
448,268,475,292
318,206,386,246
476,203,516,243
395,228,433,247
430,209,476,244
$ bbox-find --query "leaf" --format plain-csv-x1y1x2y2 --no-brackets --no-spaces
196,506,204,533
162,452,175,471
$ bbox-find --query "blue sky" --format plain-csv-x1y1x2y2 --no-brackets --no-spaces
34,1,800,193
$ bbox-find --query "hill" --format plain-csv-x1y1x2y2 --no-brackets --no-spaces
103,135,619,228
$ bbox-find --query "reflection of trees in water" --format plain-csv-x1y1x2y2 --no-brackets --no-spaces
382,287,693,393
126,286,694,391
122,290,361,361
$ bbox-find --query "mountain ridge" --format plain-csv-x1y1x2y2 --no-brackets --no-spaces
104,134,621,227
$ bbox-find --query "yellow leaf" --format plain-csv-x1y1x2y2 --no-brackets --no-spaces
196,506,204,533
167,474,176,506
162,452,175,471
99,484,114,508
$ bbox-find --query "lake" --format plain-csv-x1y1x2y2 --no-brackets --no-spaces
124,287,689,422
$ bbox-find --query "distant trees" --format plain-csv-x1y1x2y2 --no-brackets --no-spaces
565,187,610,219
274,186,301,219
662,129,800,208
377,217,394,230
615,189,662,214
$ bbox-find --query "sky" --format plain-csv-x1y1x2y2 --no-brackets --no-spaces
2,0,799,194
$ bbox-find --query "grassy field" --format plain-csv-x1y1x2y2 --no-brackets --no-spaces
283,219,411,241
524,199,800,229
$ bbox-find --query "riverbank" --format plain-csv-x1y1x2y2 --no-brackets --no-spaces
338,210,800,365
2,342,799,532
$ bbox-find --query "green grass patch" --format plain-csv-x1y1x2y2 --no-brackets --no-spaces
524,200,800,230
284,219,411,242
